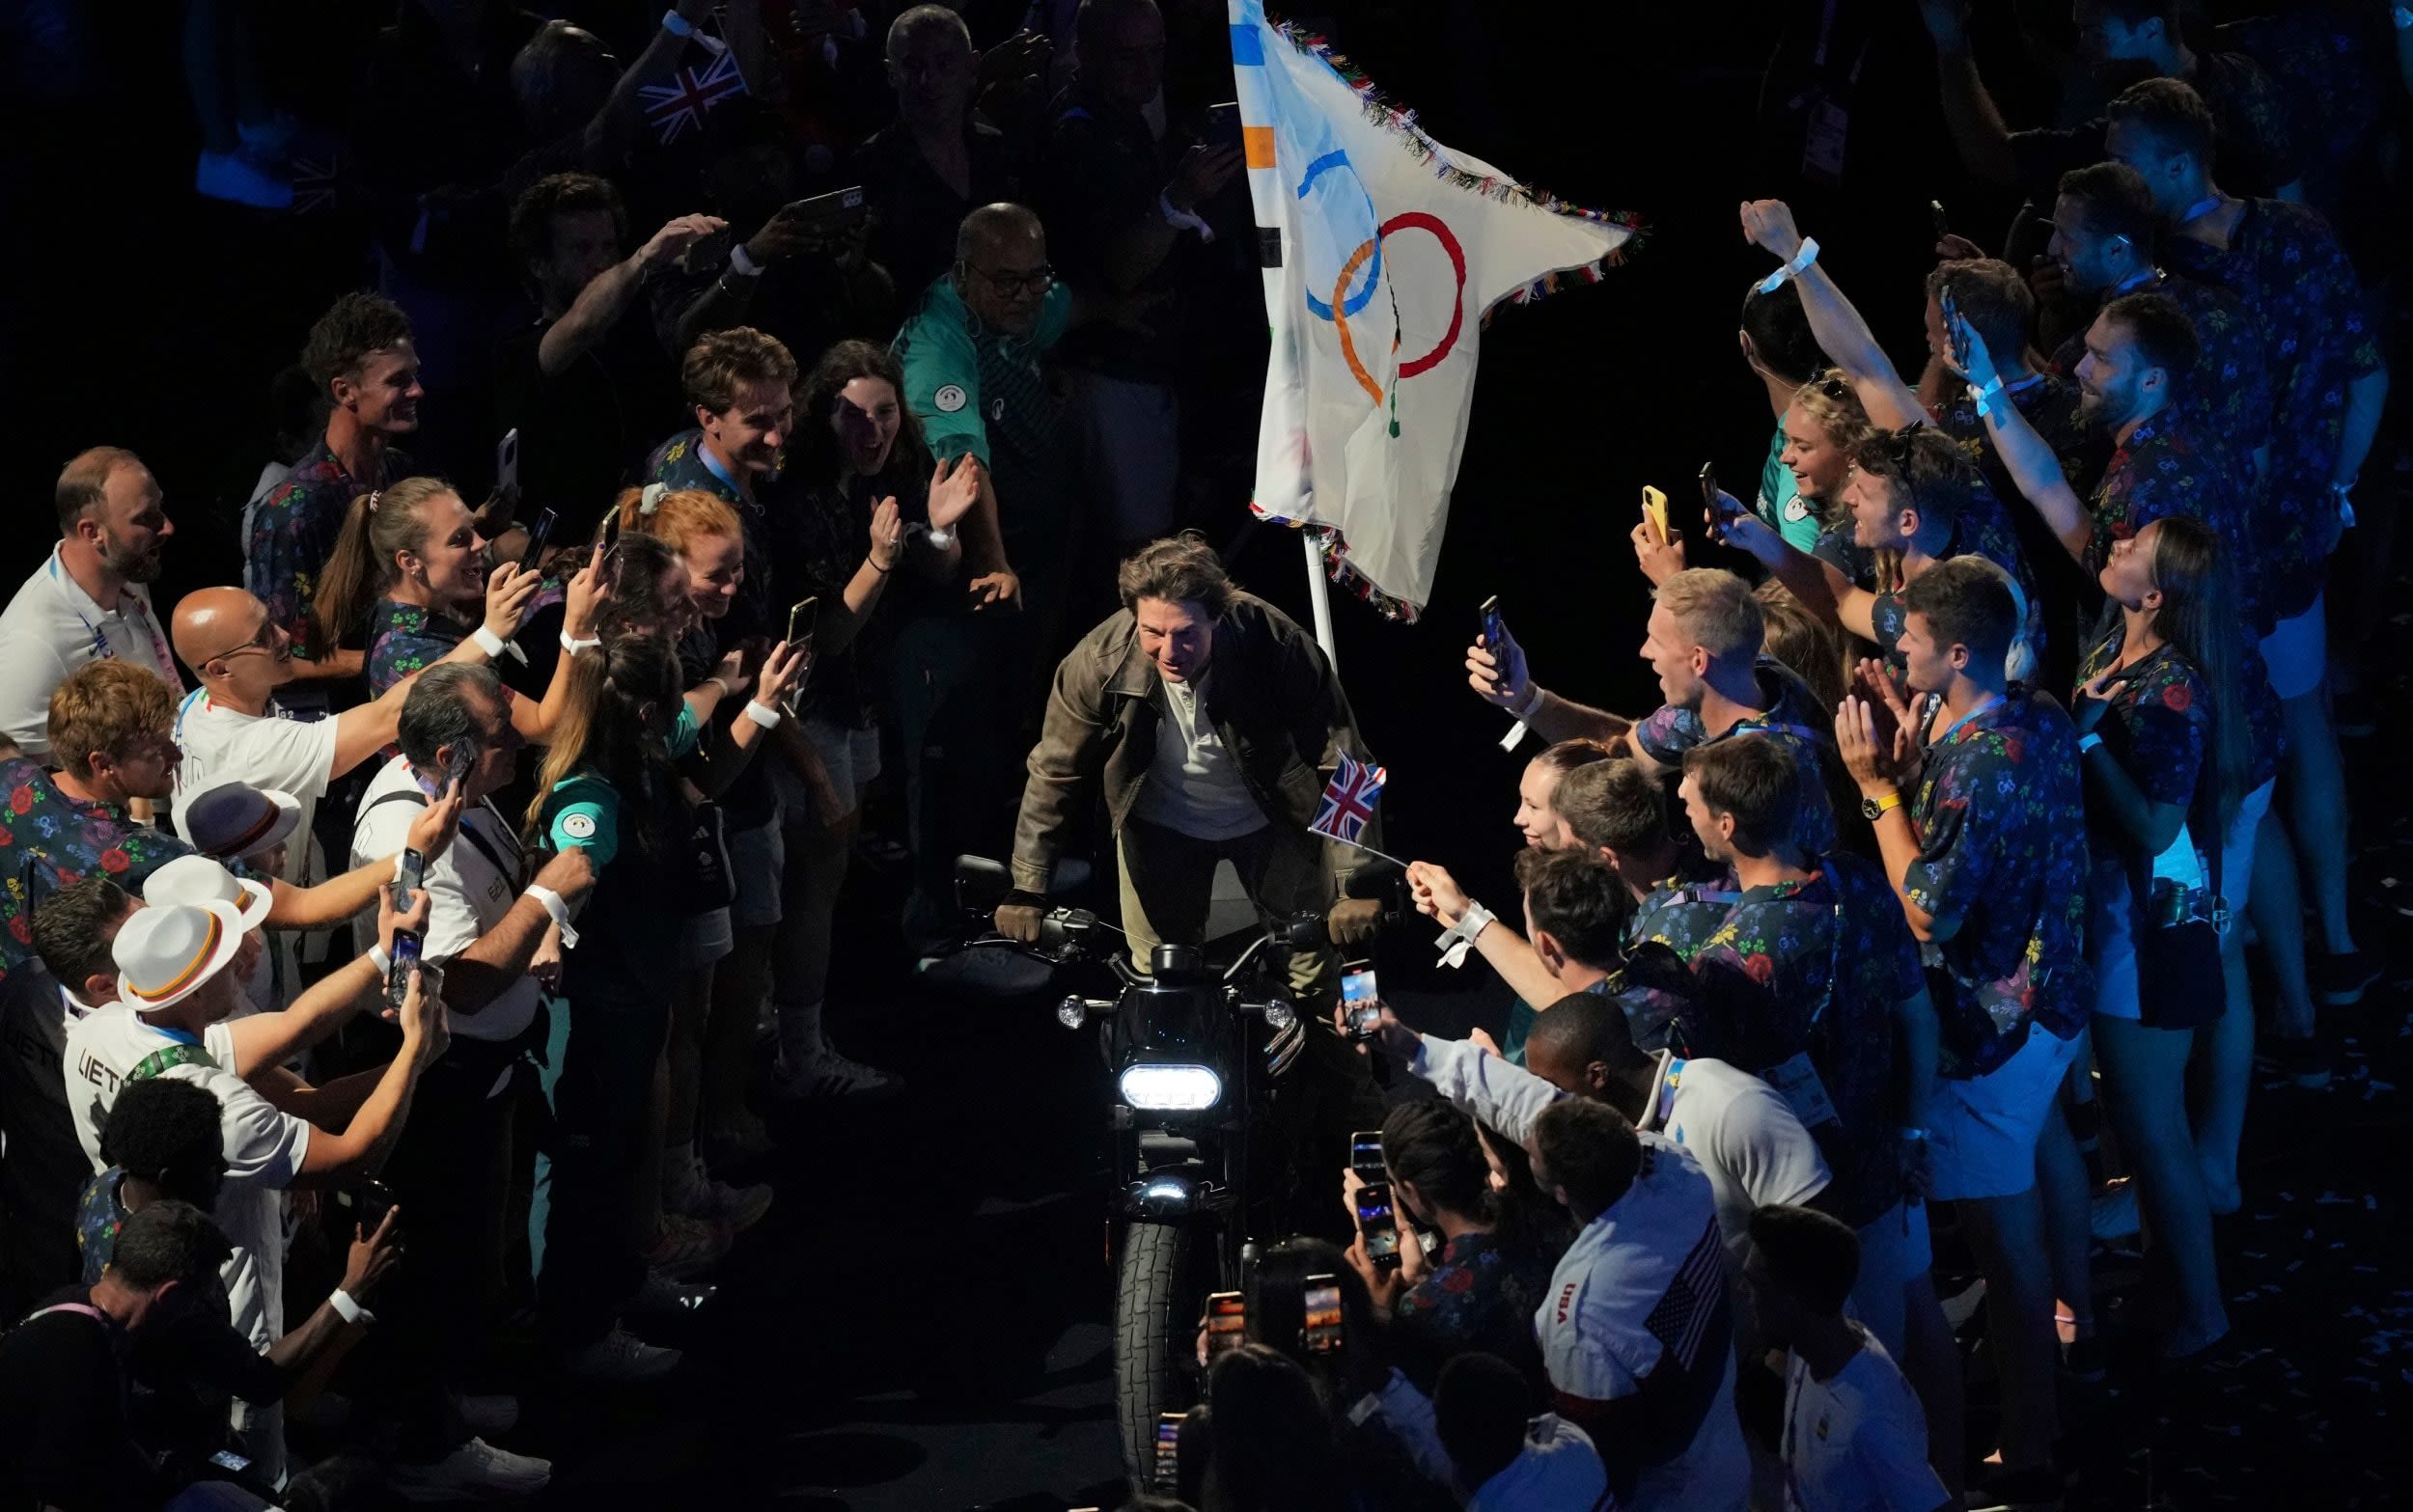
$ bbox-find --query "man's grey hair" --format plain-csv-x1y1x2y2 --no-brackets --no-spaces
398,662,506,770
954,202,1045,265
887,3,972,58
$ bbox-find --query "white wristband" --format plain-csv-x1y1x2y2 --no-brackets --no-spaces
661,9,694,37
729,242,766,278
742,700,783,729
527,883,579,949
1158,190,1215,241
1510,682,1546,723
926,527,955,551
560,631,600,653
1755,236,1819,294
329,1288,375,1326
368,943,393,976
471,626,508,658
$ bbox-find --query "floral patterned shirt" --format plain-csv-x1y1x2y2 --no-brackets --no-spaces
2163,199,2385,619
366,598,465,695
244,437,408,647
643,429,776,641
0,758,196,985
1391,1229,1555,1393
1681,854,1922,1227
74,1168,125,1282
1901,689,2092,1077
1632,658,1842,855
2075,623,2213,824
2049,272,2273,463
2087,414,2266,632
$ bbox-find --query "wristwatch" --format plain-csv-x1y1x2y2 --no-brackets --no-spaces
1861,790,1903,821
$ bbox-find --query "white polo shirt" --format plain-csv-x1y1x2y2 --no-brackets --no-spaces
349,755,537,1048
170,689,339,882
1782,1332,1948,1512
0,547,180,759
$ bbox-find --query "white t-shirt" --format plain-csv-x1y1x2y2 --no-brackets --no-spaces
350,755,537,1047
1782,1333,1948,1512
60,1005,310,1360
1471,1416,1616,1510
0,547,180,759
171,689,340,880
1654,1056,1833,1259
1133,671,1265,840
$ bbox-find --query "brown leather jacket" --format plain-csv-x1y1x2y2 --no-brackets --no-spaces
1009,592,1379,893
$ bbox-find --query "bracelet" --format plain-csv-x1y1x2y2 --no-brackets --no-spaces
1509,682,1545,723
926,527,955,551
742,700,783,729
1158,190,1214,241
527,883,579,949
1754,236,1819,294
2078,732,2104,754
1969,375,2006,419
706,675,736,700
661,9,694,37
367,943,393,976
471,626,509,658
870,554,896,574
560,631,600,653
329,1288,376,1327
729,242,766,278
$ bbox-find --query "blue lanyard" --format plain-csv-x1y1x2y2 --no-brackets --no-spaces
140,1020,204,1048
50,554,173,676
1932,693,2003,747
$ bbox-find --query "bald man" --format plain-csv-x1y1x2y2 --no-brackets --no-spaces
859,5,1026,303
0,449,180,759
167,588,430,885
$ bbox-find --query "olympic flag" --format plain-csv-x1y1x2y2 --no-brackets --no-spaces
1230,0,1639,619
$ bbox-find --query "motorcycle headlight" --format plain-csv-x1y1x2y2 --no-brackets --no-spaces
1119,1063,1222,1112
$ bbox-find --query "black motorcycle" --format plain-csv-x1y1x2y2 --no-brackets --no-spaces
940,857,1323,1477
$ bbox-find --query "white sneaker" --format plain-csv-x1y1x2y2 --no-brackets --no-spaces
195,150,292,209
562,1327,681,1385
773,1048,902,1101
388,1436,552,1500
454,1392,519,1438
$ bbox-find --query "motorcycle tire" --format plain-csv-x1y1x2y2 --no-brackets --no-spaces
1113,1221,1195,1480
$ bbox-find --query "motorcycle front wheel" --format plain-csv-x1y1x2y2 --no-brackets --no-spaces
1113,1220,1204,1480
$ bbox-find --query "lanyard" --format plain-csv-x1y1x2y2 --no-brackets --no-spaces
50,554,181,694
2177,195,2223,228
138,1018,204,1049
1930,693,2002,748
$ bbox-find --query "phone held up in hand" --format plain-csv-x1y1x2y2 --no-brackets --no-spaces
1479,594,1509,652
1355,1180,1401,1270
1205,1291,1247,1360
1342,962,1380,1040
517,507,558,572
1701,462,1741,527
1349,1128,1387,1181
1302,1274,1345,1354
1152,1411,1183,1489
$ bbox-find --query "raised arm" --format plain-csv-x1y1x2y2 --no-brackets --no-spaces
440,845,596,1013
1740,200,1927,431
1953,312,2092,561
1917,0,2022,184
539,214,725,375
1718,509,1878,642
1406,862,1567,1011
1464,619,1633,744
292,970,446,1185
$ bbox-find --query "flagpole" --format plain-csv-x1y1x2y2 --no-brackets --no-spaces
1301,532,1338,669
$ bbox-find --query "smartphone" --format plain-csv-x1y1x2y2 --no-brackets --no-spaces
385,931,423,1012
1205,99,1243,151
395,847,428,913
439,739,476,796
1349,1128,1387,1181
1929,199,1951,240
1152,1411,1183,1490
1355,1181,1401,1270
517,507,558,572
1701,462,1741,525
599,509,624,556
353,1177,397,1234
496,428,519,494
1302,1274,1345,1354
1206,1291,1247,1359
1479,594,1508,651
786,184,867,234
786,596,819,648
1341,962,1380,1040
1641,484,1671,545
208,1450,254,1473
1941,285,1970,371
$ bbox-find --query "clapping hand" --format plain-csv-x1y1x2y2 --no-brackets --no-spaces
927,454,982,534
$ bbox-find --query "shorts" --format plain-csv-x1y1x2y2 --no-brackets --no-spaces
2220,778,2274,936
2258,592,2326,701
1847,1199,1933,1363
727,818,784,929
679,906,734,972
1928,1024,2085,1202
771,719,881,824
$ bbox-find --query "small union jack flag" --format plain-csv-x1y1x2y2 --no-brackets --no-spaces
639,46,749,145
1310,753,1386,845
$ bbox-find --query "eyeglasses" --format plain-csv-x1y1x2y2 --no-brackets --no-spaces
201,619,279,666
967,262,1054,296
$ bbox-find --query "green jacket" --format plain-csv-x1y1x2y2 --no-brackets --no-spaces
1010,592,1379,893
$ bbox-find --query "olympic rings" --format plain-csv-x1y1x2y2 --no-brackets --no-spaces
1296,151,1383,321
1328,212,1468,404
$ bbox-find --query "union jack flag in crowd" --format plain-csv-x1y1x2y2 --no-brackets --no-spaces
640,46,749,144
1310,753,1386,845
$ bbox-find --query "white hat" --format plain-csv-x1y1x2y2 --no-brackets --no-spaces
175,783,302,863
112,901,248,1011
143,854,273,934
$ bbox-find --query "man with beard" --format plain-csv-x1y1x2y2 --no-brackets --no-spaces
1917,0,2303,202
0,450,180,760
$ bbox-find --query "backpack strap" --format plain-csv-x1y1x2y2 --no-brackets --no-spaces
361,787,521,884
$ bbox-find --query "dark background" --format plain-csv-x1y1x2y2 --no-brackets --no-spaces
1,2,2404,1507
